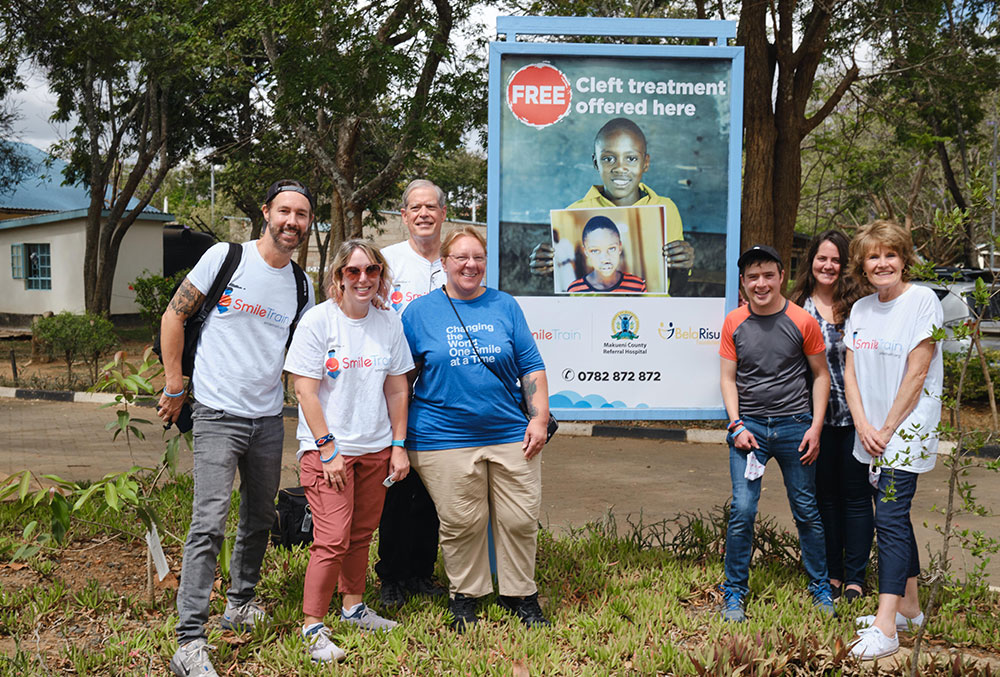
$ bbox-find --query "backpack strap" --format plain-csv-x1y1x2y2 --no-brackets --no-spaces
196,242,243,324
286,260,310,351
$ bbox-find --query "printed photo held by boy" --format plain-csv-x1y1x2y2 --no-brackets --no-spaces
565,216,646,293
531,117,693,293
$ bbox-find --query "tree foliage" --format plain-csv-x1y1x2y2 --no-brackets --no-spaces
860,0,1000,265
9,0,240,315
0,23,29,196
254,0,488,292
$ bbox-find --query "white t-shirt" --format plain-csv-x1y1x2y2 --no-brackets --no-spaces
383,240,445,314
844,284,944,473
188,241,314,418
283,300,414,459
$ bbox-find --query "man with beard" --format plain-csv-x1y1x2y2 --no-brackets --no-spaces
159,180,315,677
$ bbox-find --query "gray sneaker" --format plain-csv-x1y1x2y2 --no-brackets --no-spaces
720,586,746,623
169,639,218,676
341,603,398,631
221,599,267,631
303,623,347,663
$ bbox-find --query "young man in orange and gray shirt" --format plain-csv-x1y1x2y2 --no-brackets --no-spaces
717,244,834,622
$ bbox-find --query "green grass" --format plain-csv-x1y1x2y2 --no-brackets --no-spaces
1,480,998,676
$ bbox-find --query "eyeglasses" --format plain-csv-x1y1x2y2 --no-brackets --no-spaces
448,255,485,264
342,263,383,280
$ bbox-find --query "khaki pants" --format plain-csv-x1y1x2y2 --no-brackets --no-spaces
410,442,541,598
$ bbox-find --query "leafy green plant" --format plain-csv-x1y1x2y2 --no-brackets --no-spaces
0,348,189,603
130,268,187,338
32,311,118,383
943,348,1000,404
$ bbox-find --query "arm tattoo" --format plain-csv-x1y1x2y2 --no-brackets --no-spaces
521,375,539,418
167,279,206,318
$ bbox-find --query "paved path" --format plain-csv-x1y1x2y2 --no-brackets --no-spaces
2,397,997,583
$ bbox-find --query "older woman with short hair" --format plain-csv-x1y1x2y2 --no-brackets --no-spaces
402,226,552,632
844,220,943,660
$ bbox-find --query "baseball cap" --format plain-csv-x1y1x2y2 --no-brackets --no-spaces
737,244,782,272
264,180,315,210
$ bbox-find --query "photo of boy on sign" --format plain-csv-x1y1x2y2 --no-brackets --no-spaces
530,117,694,294
550,206,666,294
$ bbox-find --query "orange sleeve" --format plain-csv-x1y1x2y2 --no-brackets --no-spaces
719,307,747,361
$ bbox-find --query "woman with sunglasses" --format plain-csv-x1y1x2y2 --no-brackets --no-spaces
790,230,869,604
402,226,552,632
283,239,414,663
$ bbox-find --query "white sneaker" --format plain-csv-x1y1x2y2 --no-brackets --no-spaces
849,625,900,660
169,638,219,676
303,623,347,663
855,610,925,633
221,599,268,631
341,603,398,631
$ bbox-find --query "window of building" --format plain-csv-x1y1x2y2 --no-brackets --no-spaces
11,243,52,290
11,243,24,279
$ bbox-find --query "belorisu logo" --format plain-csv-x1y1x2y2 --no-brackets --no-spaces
506,63,572,128
658,321,720,344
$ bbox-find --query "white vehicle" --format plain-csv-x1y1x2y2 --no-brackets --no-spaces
914,269,1000,354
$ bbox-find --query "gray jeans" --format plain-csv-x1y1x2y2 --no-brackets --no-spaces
176,402,284,644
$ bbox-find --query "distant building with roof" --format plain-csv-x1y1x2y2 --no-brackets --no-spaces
0,142,172,323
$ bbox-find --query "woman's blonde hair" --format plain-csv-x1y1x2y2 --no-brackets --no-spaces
440,226,487,260
849,220,917,286
327,239,392,305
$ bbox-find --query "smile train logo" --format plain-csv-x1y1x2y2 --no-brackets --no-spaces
611,311,639,340
216,287,233,314
326,348,341,379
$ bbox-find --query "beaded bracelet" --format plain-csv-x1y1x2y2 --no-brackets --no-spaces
315,433,334,447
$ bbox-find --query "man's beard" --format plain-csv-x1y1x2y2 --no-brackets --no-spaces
267,221,306,253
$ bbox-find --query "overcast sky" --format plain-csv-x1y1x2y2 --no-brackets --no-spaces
9,62,72,151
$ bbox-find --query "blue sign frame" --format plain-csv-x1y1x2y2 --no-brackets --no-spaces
487,17,743,421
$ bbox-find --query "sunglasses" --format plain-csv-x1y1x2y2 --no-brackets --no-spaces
342,263,383,281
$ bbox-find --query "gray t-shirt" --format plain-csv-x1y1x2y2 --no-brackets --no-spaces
719,300,825,417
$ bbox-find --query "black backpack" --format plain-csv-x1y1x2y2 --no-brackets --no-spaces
153,243,310,376
272,486,313,548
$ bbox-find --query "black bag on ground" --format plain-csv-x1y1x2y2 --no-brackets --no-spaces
272,486,314,549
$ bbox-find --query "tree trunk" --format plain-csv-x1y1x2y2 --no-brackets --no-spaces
738,0,777,254
737,0,858,271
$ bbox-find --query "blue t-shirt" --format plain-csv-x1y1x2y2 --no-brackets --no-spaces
402,287,546,451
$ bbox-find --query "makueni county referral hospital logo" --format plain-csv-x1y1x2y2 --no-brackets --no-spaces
604,310,648,355
611,311,639,340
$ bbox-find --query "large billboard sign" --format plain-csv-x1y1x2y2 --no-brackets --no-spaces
488,17,743,420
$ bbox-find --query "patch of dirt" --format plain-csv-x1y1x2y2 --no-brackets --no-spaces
0,538,176,597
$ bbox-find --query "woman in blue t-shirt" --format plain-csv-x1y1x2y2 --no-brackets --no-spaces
402,226,552,632
791,230,869,603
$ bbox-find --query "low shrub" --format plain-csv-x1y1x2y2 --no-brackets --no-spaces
130,269,188,338
32,311,118,384
943,349,1000,403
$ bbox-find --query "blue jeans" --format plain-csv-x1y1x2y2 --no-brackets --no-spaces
723,414,830,598
875,468,921,596
815,424,875,587
176,403,284,644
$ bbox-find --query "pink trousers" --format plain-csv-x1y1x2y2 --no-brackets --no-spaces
300,448,389,618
